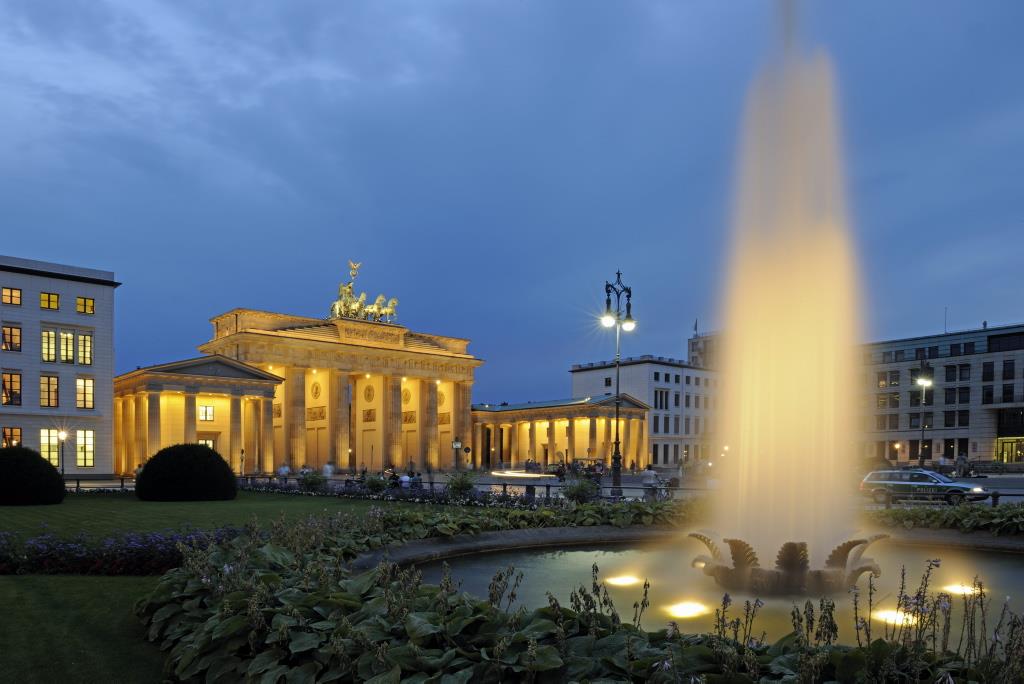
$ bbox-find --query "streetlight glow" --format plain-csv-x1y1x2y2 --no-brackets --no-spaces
57,430,67,441
621,317,636,332
600,314,616,328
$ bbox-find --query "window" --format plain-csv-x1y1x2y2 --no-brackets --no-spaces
76,429,95,467
959,364,970,382
603,377,611,387
653,416,659,434
673,444,679,462
895,350,906,362
40,375,58,407
2,371,21,405
989,332,1024,353
958,410,970,427
1,426,21,447
889,392,900,408
695,377,702,386
944,411,956,428
983,362,994,382
910,367,919,384
909,413,921,429
674,392,680,407
875,415,886,431
944,388,956,405
958,387,970,404
928,346,938,359
198,438,215,449
923,412,933,429
41,330,56,362
1,287,22,305
685,394,691,408
1002,384,1014,403
39,292,59,310
888,370,900,387
877,394,890,409
1004,360,1016,380
653,372,660,381
60,331,74,363
964,342,975,354
76,378,94,409
76,297,95,314
39,429,59,466
684,417,690,435
674,416,680,434
652,443,658,464
695,395,701,409
674,374,680,383
950,343,962,357
694,417,701,434
199,405,214,421
1,325,20,352
78,333,93,365
910,389,933,407
685,375,691,385
888,414,899,430
915,347,925,360
983,385,994,404
882,351,893,363
945,365,956,383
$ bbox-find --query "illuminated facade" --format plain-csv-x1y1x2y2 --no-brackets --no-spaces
471,395,649,470
0,255,118,475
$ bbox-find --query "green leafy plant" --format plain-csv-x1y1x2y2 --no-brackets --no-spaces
136,443,237,502
364,475,388,493
562,476,599,504
445,470,478,498
867,502,1024,535
297,472,327,493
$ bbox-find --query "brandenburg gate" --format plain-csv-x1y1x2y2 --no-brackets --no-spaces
199,263,482,472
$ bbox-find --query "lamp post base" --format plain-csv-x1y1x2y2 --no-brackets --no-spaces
610,451,623,499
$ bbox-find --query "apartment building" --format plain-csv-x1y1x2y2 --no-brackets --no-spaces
0,255,118,475
570,355,718,470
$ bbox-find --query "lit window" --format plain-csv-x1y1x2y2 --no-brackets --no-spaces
76,378,94,409
1,325,21,352
77,333,93,365
76,429,95,467
198,438,215,449
76,297,95,314
41,330,56,362
40,292,59,310
2,371,22,405
1,287,22,305
60,331,74,363
39,375,58,407
1,426,21,447
199,405,214,421
39,429,59,466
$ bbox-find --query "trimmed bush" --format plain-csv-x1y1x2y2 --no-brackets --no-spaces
0,446,65,505
136,443,237,502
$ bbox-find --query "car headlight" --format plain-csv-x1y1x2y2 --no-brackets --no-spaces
971,487,984,493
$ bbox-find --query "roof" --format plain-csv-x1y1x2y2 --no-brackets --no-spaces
115,354,283,384
473,393,650,412
571,355,709,373
865,321,1024,348
0,254,120,288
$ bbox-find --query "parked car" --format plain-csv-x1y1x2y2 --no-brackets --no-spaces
860,469,988,506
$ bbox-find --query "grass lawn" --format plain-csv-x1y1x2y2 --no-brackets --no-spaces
0,575,165,683
0,491,409,537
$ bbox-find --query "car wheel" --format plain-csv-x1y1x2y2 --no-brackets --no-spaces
946,492,965,506
872,490,889,504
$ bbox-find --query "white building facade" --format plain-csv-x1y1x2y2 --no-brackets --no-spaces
0,255,118,475
864,322,1024,465
570,355,718,470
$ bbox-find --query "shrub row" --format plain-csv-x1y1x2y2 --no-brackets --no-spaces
866,502,1024,535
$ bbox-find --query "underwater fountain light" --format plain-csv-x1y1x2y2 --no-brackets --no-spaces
665,601,711,619
872,609,918,626
605,575,641,587
689,533,889,596
943,584,979,596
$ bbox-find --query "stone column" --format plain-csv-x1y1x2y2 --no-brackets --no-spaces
640,416,650,467
509,422,520,468
134,393,146,466
491,424,502,468
566,419,576,462
472,421,483,470
423,379,439,470
331,370,351,470
285,367,305,467
384,375,403,468
122,395,134,471
546,420,556,466
602,418,612,465
243,398,259,472
588,417,597,459
183,391,197,443
260,397,275,472
456,381,473,455
528,421,537,464
229,393,242,473
146,391,161,458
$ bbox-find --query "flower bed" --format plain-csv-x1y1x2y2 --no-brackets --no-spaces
867,502,1024,535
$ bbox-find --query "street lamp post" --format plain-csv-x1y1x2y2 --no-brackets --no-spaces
916,360,933,468
57,430,68,475
601,270,636,498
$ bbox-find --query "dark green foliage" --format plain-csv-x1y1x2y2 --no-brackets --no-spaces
868,502,1024,535
0,445,65,506
297,472,327,493
562,476,599,504
445,470,477,498
364,475,387,493
135,443,236,502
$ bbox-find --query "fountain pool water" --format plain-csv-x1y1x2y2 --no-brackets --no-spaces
418,539,1023,640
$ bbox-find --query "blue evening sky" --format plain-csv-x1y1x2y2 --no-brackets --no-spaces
2,2,1022,402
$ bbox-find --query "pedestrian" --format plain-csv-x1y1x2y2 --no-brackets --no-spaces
629,460,637,475
322,461,335,478
277,462,292,481
641,464,658,500
400,472,411,489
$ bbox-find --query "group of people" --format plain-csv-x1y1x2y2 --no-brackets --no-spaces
275,461,338,479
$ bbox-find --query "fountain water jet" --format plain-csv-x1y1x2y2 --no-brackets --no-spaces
699,23,866,592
